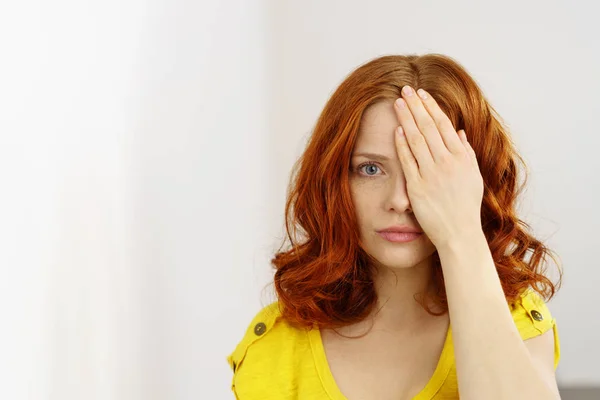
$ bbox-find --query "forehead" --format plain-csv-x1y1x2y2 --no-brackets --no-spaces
355,100,398,149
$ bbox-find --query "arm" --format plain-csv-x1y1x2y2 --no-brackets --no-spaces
390,86,560,398
437,230,560,400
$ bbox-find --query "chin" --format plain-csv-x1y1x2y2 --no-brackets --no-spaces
375,253,429,270
363,236,437,269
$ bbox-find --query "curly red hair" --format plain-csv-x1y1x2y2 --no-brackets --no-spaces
264,53,562,331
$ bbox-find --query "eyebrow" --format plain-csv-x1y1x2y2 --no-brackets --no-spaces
351,152,392,162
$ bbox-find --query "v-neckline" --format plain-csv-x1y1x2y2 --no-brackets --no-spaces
307,323,454,400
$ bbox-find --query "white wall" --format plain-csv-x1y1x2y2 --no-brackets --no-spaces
0,1,597,399
0,0,272,399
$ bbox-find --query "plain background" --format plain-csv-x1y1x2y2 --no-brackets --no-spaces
0,0,598,399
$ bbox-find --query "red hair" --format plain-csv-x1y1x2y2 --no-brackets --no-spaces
264,53,562,331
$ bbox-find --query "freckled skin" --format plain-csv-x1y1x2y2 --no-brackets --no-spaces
349,100,437,271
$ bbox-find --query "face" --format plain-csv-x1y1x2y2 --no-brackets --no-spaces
349,100,437,270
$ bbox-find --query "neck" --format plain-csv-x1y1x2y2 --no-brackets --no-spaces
366,255,441,332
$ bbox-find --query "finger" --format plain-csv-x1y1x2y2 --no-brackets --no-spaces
399,86,449,164
416,88,466,155
395,126,420,180
394,96,434,172
459,129,468,147
459,130,479,168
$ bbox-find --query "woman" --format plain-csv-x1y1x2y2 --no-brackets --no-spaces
226,53,562,400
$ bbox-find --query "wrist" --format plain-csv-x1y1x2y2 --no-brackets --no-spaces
435,228,488,256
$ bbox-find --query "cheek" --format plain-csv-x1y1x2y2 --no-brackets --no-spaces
351,193,375,219
350,180,382,200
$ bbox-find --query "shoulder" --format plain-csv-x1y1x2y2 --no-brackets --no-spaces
509,288,561,369
226,301,310,396
226,301,283,373
509,288,556,340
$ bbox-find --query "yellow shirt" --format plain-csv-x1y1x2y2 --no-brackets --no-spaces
226,289,560,399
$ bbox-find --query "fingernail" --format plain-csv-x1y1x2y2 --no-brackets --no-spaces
395,98,405,109
402,86,413,96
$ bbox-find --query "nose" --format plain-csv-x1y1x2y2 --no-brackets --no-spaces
384,175,412,213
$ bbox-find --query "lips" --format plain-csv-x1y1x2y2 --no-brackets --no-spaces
377,231,422,243
377,225,422,234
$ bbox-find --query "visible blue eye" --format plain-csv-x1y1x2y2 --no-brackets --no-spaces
357,162,381,176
